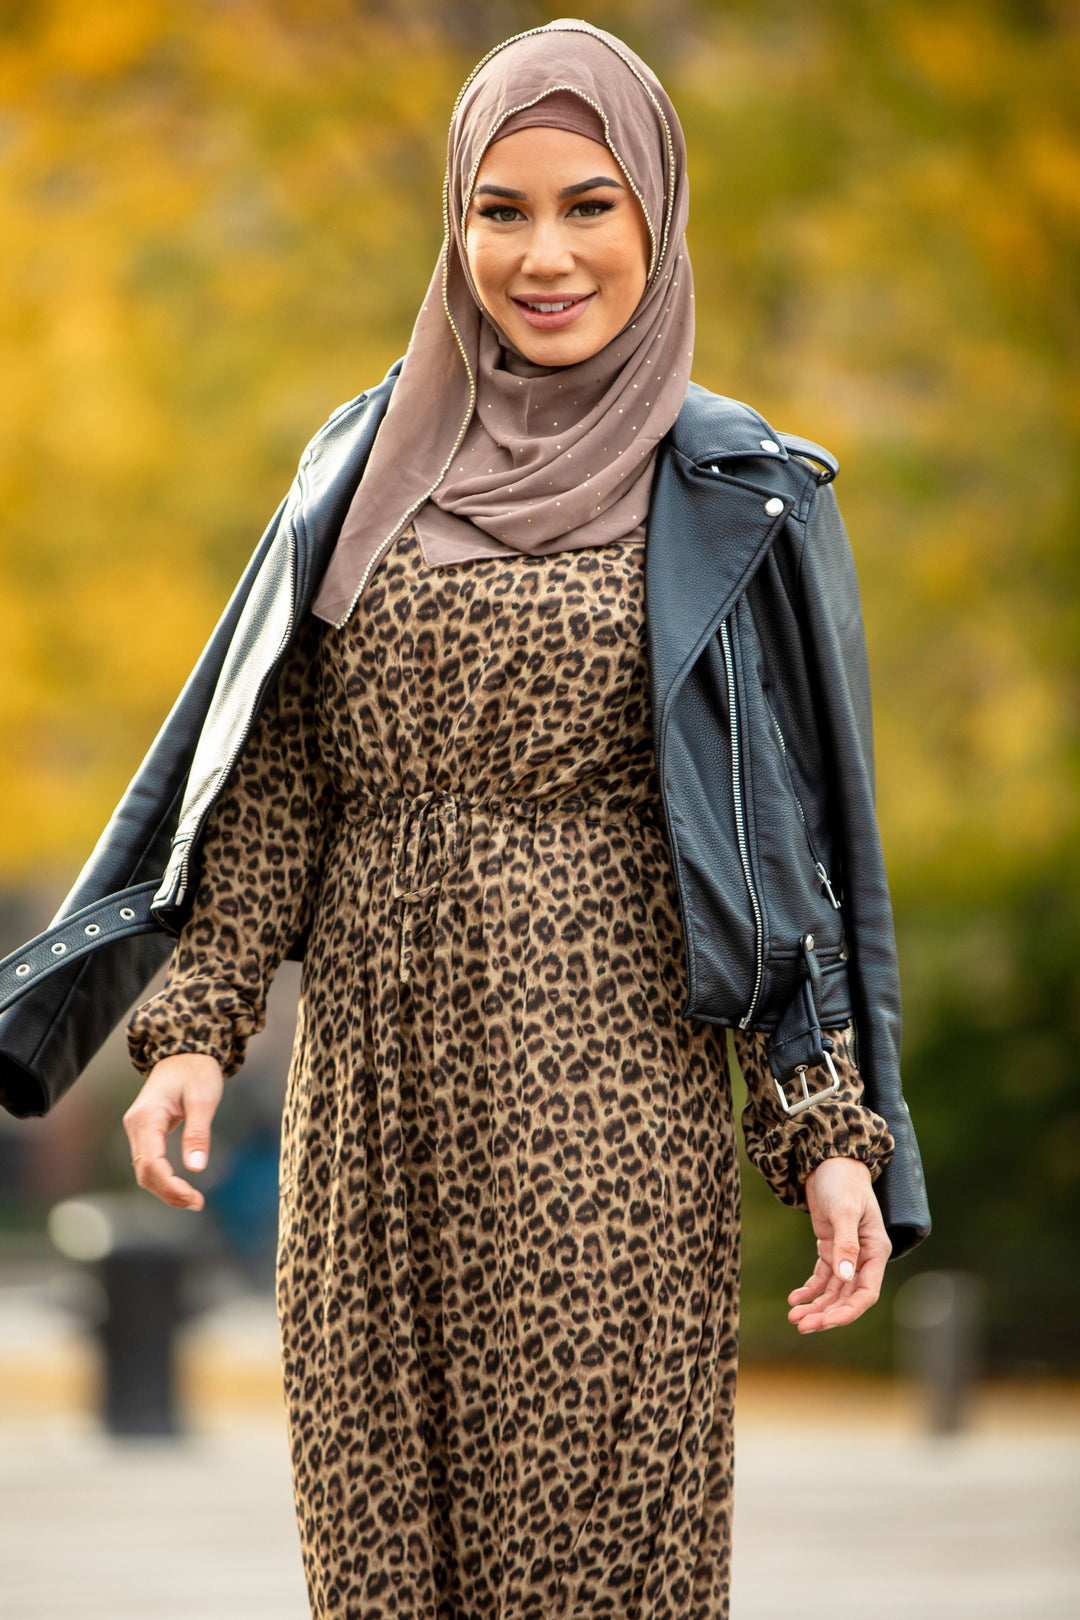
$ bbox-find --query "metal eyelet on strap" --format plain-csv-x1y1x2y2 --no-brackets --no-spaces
51,942,67,955
15,963,31,978
119,907,135,921
84,923,100,936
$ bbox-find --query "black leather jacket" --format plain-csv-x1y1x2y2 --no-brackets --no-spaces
0,359,930,1256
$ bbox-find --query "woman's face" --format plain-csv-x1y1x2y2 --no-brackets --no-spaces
464,125,651,367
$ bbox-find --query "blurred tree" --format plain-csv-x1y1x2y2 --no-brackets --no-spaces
1,0,1077,1366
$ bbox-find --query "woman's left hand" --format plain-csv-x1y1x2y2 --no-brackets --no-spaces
787,1157,891,1333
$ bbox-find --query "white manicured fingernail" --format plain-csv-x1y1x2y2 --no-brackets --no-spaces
838,1260,855,1280
188,1151,207,1171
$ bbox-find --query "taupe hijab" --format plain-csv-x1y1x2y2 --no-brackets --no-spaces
311,18,694,628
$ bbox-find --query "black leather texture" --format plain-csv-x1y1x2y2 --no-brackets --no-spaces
767,935,837,1081
0,366,930,1257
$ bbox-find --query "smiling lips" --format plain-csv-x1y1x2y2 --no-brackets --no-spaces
511,292,596,330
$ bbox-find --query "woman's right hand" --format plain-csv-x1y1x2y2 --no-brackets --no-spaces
122,1052,225,1210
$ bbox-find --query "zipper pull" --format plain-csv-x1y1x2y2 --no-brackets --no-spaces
815,861,841,910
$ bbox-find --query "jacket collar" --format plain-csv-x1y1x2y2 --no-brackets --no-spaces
667,380,792,467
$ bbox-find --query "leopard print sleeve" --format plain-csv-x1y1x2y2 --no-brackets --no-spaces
733,1026,895,1211
126,613,339,1081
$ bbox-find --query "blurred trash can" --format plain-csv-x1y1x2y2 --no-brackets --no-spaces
48,1193,210,1437
895,1268,984,1435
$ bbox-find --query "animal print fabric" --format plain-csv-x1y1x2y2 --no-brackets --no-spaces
128,527,893,1619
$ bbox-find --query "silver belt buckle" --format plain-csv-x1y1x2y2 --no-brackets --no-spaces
773,1048,841,1116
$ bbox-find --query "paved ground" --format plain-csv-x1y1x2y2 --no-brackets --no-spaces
2,1414,1076,1619
733,1427,1079,1619
1,1276,1078,1618
1,1417,308,1620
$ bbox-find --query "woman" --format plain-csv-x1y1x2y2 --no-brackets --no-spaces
119,20,908,1620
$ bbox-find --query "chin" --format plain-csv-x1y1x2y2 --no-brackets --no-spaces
517,344,583,366
510,327,604,368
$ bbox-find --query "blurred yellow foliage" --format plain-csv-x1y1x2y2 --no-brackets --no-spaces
0,0,461,876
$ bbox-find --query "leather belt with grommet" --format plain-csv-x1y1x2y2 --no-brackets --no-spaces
0,881,162,1013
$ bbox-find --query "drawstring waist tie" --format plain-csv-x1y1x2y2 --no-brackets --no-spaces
341,787,662,982
390,791,459,984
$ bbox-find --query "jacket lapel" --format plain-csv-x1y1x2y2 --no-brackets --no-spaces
646,384,796,746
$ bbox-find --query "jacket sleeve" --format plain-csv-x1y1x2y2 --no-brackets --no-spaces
794,481,929,1251
734,1025,894,1211
126,613,338,1080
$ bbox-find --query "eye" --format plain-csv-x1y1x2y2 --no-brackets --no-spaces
477,205,524,224
569,199,615,218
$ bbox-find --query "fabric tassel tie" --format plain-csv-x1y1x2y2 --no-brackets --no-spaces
390,791,460,983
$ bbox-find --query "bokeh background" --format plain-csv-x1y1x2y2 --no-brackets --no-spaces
1,0,1078,1390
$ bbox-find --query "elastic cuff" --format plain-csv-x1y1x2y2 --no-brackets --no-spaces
126,983,257,1080
793,1120,894,1192
127,1037,233,1080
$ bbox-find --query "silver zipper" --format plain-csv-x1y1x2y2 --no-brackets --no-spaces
766,697,842,911
173,505,301,909
814,861,841,910
719,618,764,1027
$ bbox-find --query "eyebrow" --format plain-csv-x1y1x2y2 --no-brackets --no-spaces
473,176,625,202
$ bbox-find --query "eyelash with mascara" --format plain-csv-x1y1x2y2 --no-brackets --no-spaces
477,199,616,222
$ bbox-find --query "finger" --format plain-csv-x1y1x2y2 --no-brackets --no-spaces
794,1278,879,1332
134,1154,206,1212
124,1102,202,1211
123,1098,173,1177
788,1262,859,1324
787,1256,831,1305
180,1077,218,1173
826,1207,862,1287
788,1280,848,1324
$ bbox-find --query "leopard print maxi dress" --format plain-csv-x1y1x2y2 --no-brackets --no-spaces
129,526,893,1620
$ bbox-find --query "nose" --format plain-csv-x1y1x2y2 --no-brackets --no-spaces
519,216,576,280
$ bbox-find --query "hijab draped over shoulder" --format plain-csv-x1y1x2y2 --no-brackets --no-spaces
311,18,694,628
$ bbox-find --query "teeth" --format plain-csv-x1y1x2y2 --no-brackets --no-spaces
524,300,576,312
